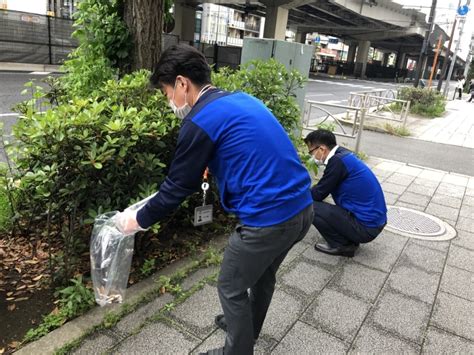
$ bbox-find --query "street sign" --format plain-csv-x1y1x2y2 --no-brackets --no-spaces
314,36,320,43
457,5,469,16
328,38,339,44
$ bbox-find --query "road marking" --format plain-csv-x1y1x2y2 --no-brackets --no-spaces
30,71,51,75
0,113,19,117
306,93,333,97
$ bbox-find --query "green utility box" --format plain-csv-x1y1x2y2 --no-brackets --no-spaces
241,38,313,110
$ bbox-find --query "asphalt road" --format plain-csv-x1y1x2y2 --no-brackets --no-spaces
1,72,472,176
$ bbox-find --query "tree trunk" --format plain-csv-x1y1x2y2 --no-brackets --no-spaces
123,0,163,71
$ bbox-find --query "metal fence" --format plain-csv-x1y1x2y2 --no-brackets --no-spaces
0,9,77,65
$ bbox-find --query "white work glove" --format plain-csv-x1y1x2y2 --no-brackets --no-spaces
115,208,147,236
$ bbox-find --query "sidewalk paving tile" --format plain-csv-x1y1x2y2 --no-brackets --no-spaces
349,324,420,354
422,326,474,354
407,238,450,252
397,165,423,177
432,292,474,341
72,332,117,355
413,177,440,188
272,321,347,354
466,187,474,197
441,174,469,187
302,288,370,342
180,266,220,291
381,182,407,195
399,243,446,274
115,293,173,335
328,261,387,303
387,265,441,304
370,291,431,344
280,241,310,268
301,247,345,267
447,245,474,272
440,265,474,301
352,242,401,273
417,169,445,182
436,183,466,199
385,173,416,186
468,178,474,190
375,161,405,172
383,192,399,205
281,261,333,295
456,216,474,233
452,230,474,251
259,288,303,340
462,195,474,206
430,193,462,209
300,226,320,245
192,330,275,354
398,192,431,208
425,203,459,222
372,168,394,180
395,201,425,212
459,204,474,218
405,183,438,197
113,321,200,354
171,284,222,339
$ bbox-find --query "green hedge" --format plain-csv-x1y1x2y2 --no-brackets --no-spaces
398,87,446,118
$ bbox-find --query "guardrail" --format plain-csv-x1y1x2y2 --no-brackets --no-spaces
302,99,367,153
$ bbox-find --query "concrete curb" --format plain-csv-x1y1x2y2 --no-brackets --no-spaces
15,234,228,355
0,62,63,73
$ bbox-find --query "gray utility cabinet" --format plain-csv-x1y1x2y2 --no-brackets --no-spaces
241,38,313,110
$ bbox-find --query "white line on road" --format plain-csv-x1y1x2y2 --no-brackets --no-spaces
306,93,333,97
0,113,19,117
30,71,51,75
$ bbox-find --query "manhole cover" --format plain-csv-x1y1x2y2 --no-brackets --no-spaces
385,206,457,241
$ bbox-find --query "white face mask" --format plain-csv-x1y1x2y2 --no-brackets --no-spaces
312,156,324,166
170,80,191,119
170,81,212,120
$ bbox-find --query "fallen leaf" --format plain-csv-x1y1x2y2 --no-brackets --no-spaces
8,341,20,349
15,297,29,302
7,304,16,311
6,297,14,301
16,285,26,291
15,267,21,274
50,307,60,315
0,347,5,354
32,274,43,281
24,259,39,265
6,292,13,297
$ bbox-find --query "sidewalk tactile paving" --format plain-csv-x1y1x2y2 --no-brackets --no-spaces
432,292,474,341
328,262,387,303
171,284,222,339
440,265,474,301
422,326,474,354
370,291,431,344
399,243,446,274
113,321,200,354
452,230,474,251
272,321,347,354
302,288,370,341
446,245,474,272
260,288,303,341
349,324,420,354
387,265,441,304
281,261,332,295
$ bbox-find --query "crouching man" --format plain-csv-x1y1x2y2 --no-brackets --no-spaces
305,129,387,257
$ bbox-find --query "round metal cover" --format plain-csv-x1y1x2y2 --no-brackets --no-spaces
385,206,457,241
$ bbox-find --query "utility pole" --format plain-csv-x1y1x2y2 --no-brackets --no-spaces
414,0,437,88
443,0,471,97
463,31,474,78
436,1,461,92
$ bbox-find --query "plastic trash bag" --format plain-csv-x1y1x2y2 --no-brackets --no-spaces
90,193,156,306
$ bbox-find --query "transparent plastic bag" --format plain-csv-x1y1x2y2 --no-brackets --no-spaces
90,193,156,306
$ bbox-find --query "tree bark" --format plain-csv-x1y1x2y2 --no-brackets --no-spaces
123,0,163,71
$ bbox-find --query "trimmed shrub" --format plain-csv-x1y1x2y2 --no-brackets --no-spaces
398,87,446,118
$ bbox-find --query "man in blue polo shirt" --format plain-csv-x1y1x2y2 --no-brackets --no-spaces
117,44,313,355
305,129,387,257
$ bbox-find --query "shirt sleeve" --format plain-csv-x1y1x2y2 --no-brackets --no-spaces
136,120,214,229
311,157,348,202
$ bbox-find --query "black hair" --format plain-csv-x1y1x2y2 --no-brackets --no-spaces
150,44,211,88
304,129,337,149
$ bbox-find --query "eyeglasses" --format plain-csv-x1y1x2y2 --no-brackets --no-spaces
309,145,321,154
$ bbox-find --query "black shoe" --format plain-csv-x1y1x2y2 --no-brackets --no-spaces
315,242,356,257
199,347,224,355
215,314,227,332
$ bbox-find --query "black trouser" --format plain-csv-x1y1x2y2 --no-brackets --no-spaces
217,205,313,355
312,201,384,248
456,88,463,99
468,92,474,102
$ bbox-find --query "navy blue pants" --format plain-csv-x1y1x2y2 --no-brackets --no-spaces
312,201,384,248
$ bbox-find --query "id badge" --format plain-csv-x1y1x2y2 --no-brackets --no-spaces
193,205,213,226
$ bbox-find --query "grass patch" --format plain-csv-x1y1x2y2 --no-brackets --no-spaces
384,123,410,137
